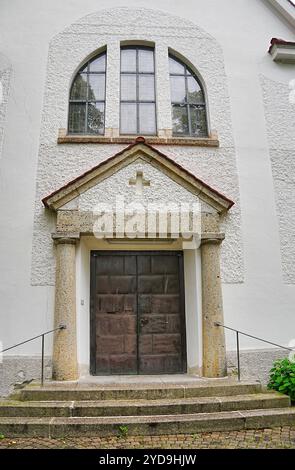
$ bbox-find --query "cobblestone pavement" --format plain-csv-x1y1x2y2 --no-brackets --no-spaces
0,427,295,449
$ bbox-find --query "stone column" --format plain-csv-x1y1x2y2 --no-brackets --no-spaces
52,235,79,381
201,234,227,378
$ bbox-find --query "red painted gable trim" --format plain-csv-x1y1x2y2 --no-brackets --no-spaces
268,37,295,53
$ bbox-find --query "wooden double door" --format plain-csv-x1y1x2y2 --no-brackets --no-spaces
90,251,187,375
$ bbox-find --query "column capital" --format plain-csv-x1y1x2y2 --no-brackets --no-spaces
201,232,225,246
52,233,80,245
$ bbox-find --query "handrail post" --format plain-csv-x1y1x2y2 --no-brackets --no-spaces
236,331,241,381
214,321,292,382
41,334,45,387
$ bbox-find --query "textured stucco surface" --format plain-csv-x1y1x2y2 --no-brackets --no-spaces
31,7,243,286
0,55,11,161
77,159,204,210
0,356,52,397
261,75,295,283
227,348,287,386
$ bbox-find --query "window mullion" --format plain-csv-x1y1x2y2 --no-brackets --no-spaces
85,64,89,133
185,73,192,136
136,47,139,134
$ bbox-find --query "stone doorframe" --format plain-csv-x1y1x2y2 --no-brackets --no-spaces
51,222,226,381
43,140,234,381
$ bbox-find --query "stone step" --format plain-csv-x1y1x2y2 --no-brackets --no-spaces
1,408,295,437
0,393,289,417
13,380,262,402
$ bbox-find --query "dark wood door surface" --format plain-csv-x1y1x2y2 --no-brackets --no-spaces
90,251,186,375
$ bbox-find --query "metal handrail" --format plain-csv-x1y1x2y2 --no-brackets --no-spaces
0,325,66,386
215,322,293,381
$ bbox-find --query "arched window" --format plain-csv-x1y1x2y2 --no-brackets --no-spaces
68,52,106,134
120,46,156,135
169,55,207,137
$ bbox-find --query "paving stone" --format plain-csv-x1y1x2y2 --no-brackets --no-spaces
0,426,294,448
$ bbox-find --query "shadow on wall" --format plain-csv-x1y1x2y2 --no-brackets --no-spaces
0,357,52,397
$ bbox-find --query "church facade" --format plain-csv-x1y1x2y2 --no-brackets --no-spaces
0,1,295,393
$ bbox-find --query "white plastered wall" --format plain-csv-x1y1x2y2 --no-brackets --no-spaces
1,1,295,359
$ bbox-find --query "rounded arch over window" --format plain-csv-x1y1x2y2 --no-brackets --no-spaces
68,51,106,135
169,54,208,137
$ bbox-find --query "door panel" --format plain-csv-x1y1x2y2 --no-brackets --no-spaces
92,254,137,375
90,252,186,375
137,254,184,374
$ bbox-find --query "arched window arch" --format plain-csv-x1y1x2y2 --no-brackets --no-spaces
169,54,207,137
120,45,156,135
68,51,106,134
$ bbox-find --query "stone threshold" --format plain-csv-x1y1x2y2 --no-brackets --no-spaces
24,376,242,389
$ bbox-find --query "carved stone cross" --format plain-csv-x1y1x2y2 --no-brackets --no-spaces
129,170,150,195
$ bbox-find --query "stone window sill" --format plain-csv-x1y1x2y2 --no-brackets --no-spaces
268,39,295,63
57,130,219,147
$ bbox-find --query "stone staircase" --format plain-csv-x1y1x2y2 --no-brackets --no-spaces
0,379,294,437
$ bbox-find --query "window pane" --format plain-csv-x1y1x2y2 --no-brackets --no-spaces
139,103,156,134
190,106,207,136
68,103,86,133
139,75,155,101
170,76,186,103
138,49,154,72
87,102,105,134
121,103,137,134
121,49,136,72
89,54,106,72
172,105,188,134
70,74,87,100
88,74,105,101
169,57,185,75
121,74,137,101
187,76,203,104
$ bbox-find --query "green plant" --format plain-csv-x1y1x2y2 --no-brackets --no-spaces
268,358,295,401
0,434,5,440
118,425,128,438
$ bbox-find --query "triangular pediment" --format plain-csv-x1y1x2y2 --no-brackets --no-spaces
42,140,234,214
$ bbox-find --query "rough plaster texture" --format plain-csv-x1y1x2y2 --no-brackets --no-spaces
261,75,295,283
227,348,287,386
0,356,52,397
31,7,243,286
77,159,203,210
0,55,11,161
